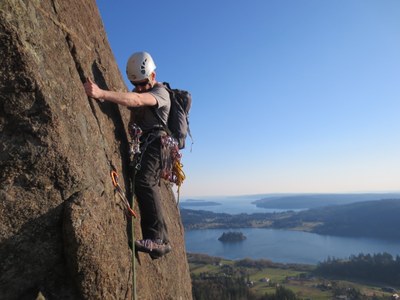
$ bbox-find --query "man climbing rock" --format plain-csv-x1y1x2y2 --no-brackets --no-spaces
84,51,171,259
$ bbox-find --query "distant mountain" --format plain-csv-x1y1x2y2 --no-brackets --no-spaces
180,199,221,207
253,193,400,209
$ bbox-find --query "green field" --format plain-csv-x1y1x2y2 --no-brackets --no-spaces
188,254,397,299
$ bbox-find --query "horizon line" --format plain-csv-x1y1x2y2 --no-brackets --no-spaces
182,190,400,200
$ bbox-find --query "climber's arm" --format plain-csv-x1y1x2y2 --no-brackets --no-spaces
83,78,156,107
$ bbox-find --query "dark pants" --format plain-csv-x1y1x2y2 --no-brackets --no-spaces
134,135,169,243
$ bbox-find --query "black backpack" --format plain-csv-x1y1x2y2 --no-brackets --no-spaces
154,82,192,149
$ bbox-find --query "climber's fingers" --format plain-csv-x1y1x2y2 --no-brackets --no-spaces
83,77,103,100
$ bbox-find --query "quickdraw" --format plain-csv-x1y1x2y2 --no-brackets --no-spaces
110,166,137,218
128,123,143,158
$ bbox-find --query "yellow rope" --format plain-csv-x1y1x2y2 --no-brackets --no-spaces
173,161,186,204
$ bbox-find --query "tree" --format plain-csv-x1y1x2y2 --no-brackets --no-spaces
261,286,298,300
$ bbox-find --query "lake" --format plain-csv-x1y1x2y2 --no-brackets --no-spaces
184,228,400,265
182,196,400,264
180,194,300,214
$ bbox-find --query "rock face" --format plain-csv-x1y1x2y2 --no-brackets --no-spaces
0,1,192,299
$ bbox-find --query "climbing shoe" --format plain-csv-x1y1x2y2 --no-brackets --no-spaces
134,239,172,258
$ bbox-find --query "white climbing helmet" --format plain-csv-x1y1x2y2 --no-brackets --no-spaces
126,51,156,82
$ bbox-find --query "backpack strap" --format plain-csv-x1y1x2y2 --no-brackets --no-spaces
151,107,171,136
150,83,172,136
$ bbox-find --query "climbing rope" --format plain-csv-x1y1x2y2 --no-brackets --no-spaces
109,162,137,300
160,135,186,204
130,197,136,300
172,160,186,204
126,124,143,300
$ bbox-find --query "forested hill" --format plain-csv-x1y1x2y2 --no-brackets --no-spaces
293,198,400,240
181,199,400,240
253,193,400,209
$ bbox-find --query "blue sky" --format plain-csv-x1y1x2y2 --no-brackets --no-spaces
96,0,400,197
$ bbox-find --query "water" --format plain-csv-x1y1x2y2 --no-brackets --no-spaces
180,195,298,214
184,228,400,265
182,196,400,264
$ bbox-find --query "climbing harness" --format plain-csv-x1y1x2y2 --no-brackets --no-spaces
110,164,137,218
129,123,163,171
129,122,186,204
160,135,186,204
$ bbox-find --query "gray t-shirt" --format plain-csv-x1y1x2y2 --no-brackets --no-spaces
130,83,170,132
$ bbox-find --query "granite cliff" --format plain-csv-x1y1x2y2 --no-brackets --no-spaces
0,0,192,299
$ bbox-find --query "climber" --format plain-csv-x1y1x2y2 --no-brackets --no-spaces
84,51,171,259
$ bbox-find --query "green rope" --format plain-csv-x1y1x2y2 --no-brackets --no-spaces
131,214,136,300
109,160,137,300
130,164,137,300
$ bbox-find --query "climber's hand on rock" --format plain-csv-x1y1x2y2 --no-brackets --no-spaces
84,77,104,100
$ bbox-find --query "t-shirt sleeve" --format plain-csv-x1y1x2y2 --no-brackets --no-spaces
149,85,170,108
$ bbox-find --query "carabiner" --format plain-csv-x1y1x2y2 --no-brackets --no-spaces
110,170,119,187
